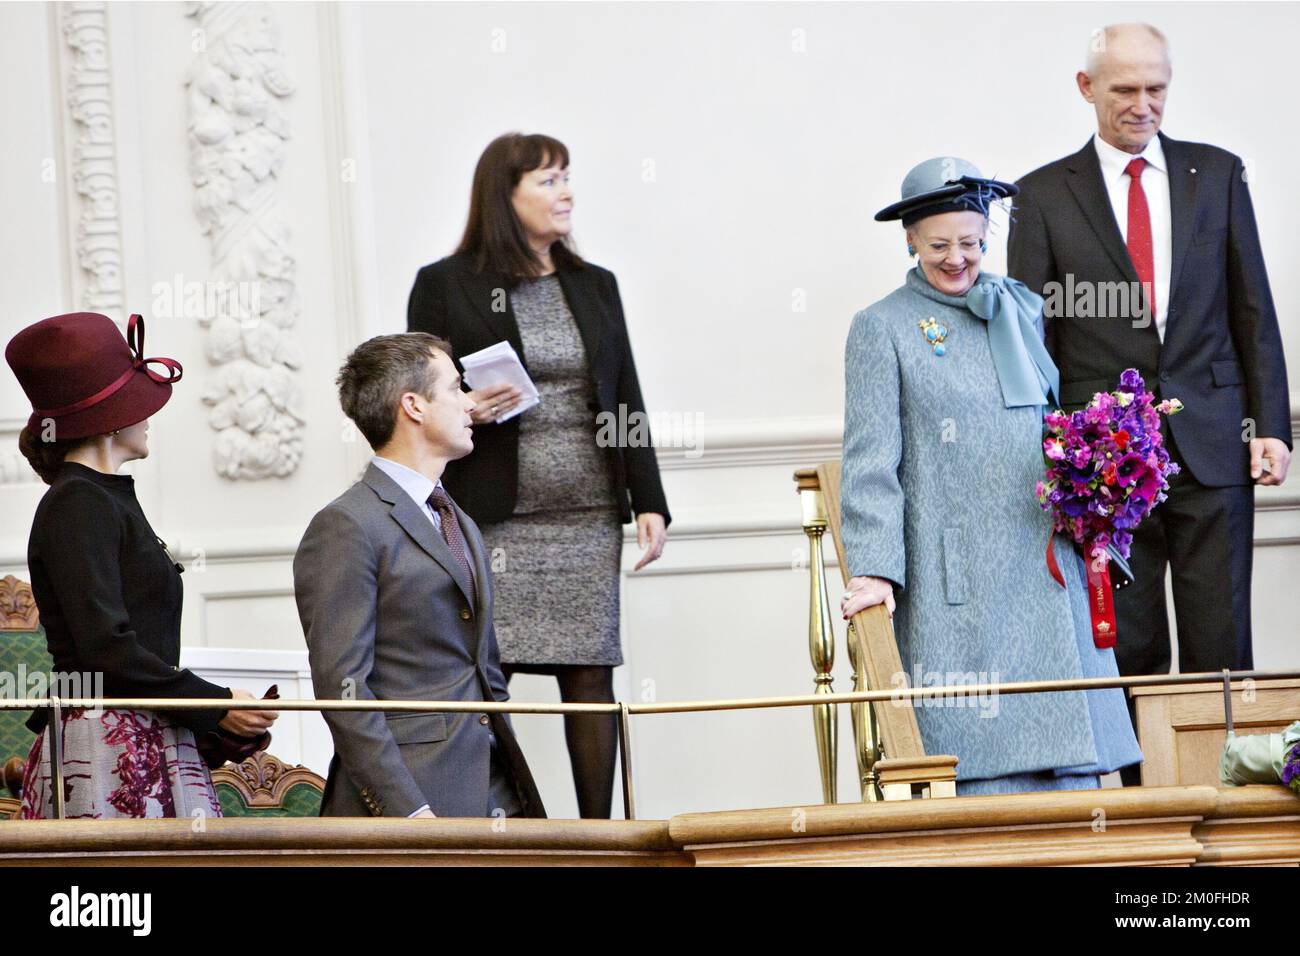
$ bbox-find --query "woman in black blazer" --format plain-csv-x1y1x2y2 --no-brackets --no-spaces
407,132,669,818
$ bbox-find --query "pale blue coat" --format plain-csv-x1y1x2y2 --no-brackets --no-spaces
842,267,1142,794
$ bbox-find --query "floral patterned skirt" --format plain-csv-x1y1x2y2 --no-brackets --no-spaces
19,708,222,820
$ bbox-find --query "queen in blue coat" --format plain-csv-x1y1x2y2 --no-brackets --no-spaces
839,157,1142,795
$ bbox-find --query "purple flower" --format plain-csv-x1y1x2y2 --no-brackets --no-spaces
1038,372,1182,557
1283,744,1300,789
1060,495,1089,518
1119,368,1145,392
1113,453,1147,489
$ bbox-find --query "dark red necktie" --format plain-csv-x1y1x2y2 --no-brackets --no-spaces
1125,157,1156,323
428,486,477,610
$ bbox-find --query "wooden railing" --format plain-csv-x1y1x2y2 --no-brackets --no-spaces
3,784,1298,866
795,463,958,801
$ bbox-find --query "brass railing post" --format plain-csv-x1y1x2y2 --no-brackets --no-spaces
799,483,837,804
617,702,636,821
846,622,883,801
49,695,65,820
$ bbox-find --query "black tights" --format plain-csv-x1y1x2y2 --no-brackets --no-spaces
502,664,617,819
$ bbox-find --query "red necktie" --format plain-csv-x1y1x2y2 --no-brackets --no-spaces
1124,157,1156,323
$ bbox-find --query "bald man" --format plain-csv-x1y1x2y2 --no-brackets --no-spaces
1008,23,1292,785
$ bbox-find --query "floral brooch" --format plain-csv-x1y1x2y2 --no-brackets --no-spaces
917,317,948,356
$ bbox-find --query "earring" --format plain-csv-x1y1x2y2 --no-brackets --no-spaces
979,240,988,254
110,429,120,437
907,244,916,257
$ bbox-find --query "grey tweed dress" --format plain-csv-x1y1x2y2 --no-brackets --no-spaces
480,275,625,667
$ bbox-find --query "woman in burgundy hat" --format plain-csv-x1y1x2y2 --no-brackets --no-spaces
5,311,279,819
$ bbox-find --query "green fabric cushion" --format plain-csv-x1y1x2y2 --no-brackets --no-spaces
0,628,53,765
216,780,324,817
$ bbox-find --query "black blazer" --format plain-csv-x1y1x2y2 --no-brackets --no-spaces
407,253,671,525
1008,133,1292,488
26,463,231,736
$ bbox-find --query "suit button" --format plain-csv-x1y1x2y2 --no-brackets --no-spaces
479,714,490,726
459,608,471,620
1159,371,1170,382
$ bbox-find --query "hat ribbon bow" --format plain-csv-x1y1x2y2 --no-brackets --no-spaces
33,314,183,419
125,314,183,385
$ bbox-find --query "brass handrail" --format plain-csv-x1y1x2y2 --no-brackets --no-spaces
6,666,1296,820
7,668,1293,715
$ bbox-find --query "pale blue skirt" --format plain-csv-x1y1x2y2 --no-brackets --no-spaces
956,541,1142,796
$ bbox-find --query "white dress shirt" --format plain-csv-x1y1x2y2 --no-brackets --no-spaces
372,456,444,534
371,456,443,818
1093,133,1173,342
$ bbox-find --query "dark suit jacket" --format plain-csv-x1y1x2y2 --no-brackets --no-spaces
1008,133,1291,487
294,464,545,818
407,253,671,525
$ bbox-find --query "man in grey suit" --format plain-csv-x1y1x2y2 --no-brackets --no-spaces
294,332,544,818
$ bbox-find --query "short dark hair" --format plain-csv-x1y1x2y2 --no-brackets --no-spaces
336,332,454,449
455,131,585,284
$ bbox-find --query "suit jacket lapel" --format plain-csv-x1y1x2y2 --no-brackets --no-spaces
455,499,491,657
363,465,477,610
453,266,525,360
1161,133,1198,308
1064,139,1141,285
556,265,606,370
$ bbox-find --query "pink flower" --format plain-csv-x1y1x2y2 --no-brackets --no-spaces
1038,368,1182,561
1156,398,1184,415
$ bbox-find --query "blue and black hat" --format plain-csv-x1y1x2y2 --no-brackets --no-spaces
874,156,1018,227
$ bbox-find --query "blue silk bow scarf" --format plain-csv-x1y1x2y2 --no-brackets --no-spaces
964,276,1060,409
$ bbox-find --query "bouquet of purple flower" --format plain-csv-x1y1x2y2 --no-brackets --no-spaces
1283,741,1300,795
1035,368,1183,647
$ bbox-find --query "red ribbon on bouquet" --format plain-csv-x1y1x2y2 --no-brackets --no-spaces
1046,535,1117,649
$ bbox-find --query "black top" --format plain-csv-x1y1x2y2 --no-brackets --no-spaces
25,462,230,735
407,253,671,525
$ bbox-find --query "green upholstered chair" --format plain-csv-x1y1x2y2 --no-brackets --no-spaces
212,751,325,817
0,576,51,799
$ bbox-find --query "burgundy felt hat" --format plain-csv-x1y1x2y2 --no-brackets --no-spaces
4,312,182,441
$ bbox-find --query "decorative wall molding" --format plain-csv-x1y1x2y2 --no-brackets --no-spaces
185,1,304,480
59,0,124,312
3,412,1300,565
318,1,386,479
656,416,843,471
652,400,1300,472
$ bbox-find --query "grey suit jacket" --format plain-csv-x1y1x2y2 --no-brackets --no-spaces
293,463,545,818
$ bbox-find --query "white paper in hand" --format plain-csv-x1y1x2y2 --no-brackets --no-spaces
459,341,540,423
